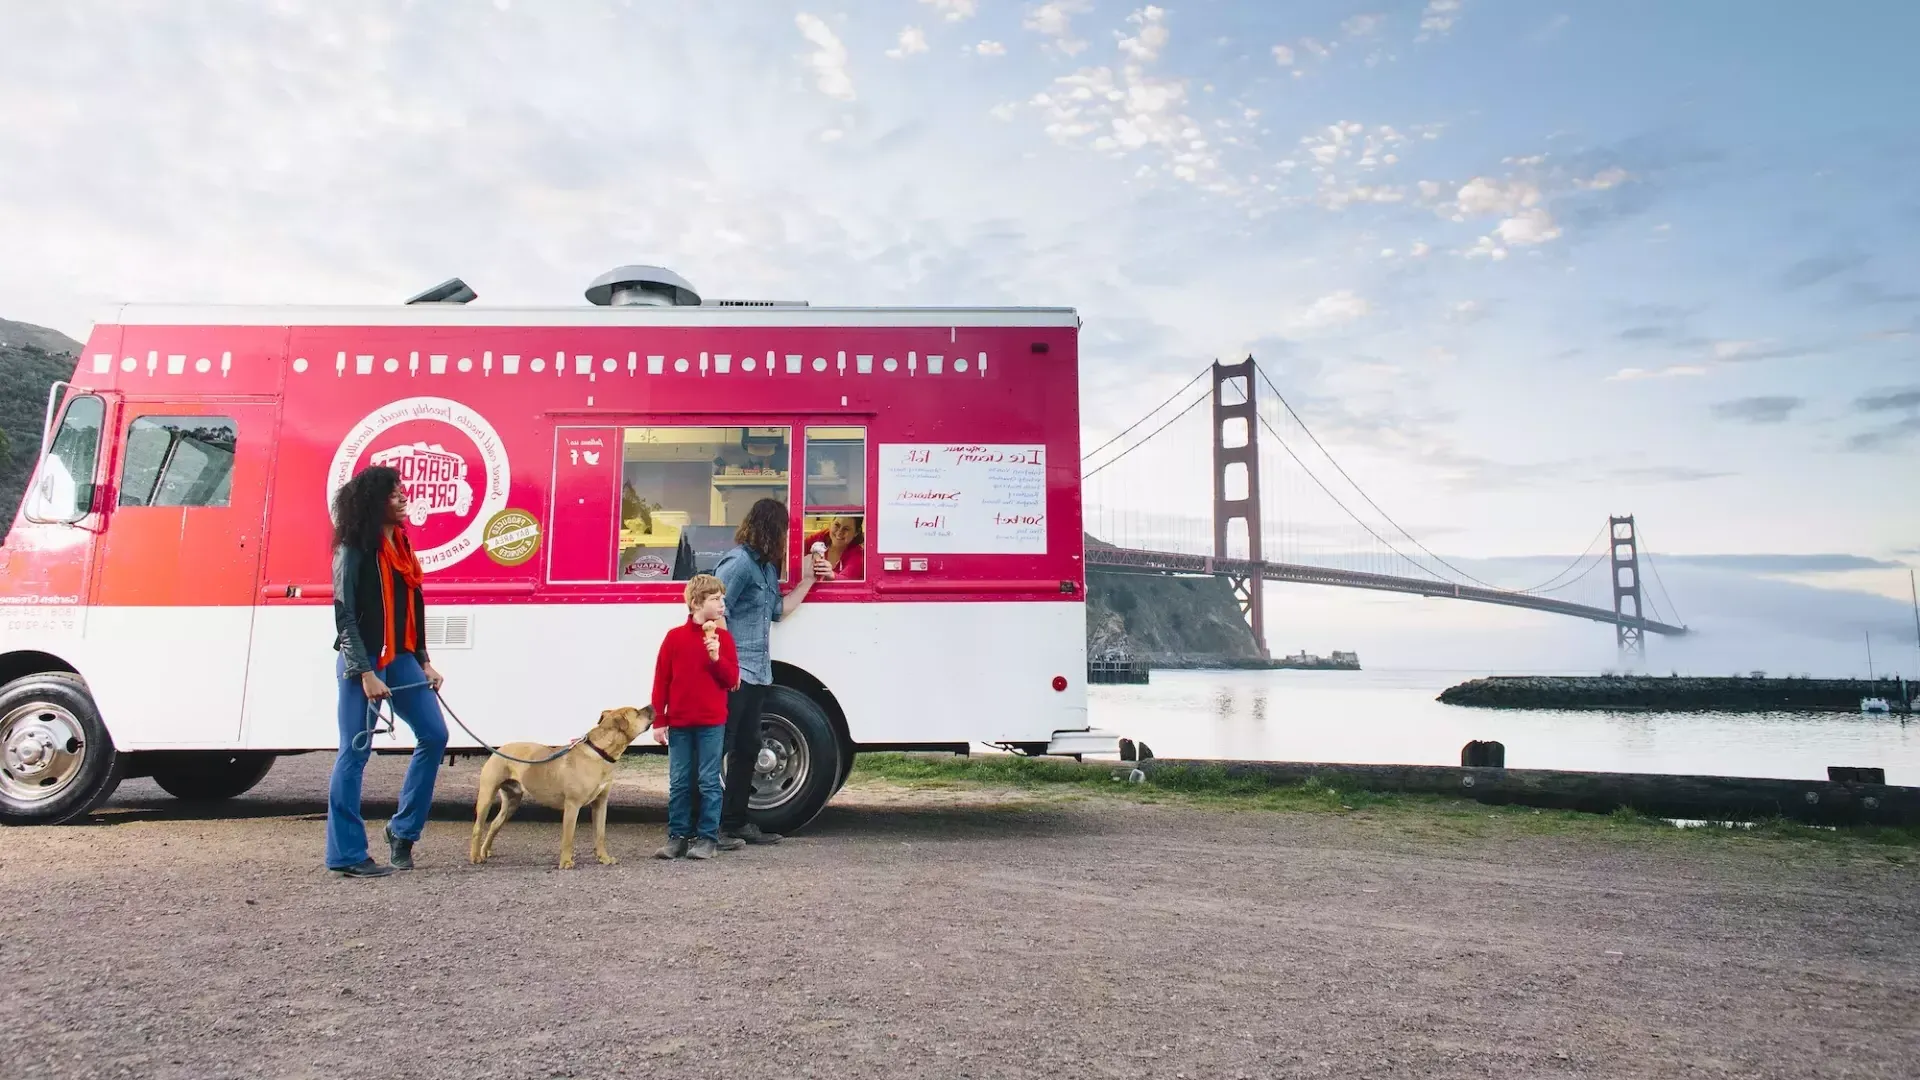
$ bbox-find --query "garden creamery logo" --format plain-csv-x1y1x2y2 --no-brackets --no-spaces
483,509,541,567
327,397,511,573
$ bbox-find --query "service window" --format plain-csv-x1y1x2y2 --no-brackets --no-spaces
117,416,237,508
22,394,105,522
801,425,866,582
617,426,790,582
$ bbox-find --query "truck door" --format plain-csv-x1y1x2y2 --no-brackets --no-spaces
85,400,279,745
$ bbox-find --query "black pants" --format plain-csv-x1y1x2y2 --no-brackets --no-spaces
721,682,769,832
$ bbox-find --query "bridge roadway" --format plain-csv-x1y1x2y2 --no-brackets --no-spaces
1085,545,1690,637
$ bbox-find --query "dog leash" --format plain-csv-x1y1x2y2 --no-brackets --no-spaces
355,680,648,765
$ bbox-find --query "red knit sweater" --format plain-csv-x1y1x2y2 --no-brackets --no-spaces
650,617,740,728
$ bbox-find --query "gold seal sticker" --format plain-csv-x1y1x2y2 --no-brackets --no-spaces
482,508,541,567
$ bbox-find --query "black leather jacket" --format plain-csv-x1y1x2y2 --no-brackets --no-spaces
332,544,430,677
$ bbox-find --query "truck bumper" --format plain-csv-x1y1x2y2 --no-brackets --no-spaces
1046,727,1122,757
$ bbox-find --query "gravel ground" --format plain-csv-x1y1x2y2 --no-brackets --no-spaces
2,752,1916,1080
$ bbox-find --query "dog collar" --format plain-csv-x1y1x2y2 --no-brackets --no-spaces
585,738,619,763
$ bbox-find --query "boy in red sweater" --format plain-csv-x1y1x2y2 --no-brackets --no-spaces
650,574,741,860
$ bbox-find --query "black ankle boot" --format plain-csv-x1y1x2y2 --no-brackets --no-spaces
384,825,414,871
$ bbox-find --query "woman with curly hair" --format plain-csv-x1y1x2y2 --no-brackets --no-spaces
711,497,823,848
326,465,448,878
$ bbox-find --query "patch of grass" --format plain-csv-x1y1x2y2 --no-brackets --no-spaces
847,753,1920,853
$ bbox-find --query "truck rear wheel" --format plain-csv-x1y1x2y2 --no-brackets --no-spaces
748,685,840,835
149,752,277,803
0,673,122,826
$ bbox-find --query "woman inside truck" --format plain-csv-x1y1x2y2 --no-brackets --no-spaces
325,465,449,878
802,514,865,582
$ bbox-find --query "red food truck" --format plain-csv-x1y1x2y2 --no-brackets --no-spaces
0,266,1111,829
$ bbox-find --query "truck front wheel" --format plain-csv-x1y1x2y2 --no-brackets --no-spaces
0,673,122,826
747,685,841,835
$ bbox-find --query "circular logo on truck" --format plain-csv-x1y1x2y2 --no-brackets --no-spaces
327,397,511,573
482,508,542,567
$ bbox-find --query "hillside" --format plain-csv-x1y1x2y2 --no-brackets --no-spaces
1,319,83,524
0,318,82,356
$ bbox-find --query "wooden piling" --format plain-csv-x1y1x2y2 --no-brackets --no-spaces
1137,758,1920,827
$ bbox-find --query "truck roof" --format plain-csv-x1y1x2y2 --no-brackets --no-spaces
100,303,1081,330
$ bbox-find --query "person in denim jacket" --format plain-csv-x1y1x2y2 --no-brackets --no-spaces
711,498,822,846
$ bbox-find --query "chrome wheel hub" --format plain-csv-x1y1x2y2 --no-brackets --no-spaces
0,703,86,803
748,713,811,811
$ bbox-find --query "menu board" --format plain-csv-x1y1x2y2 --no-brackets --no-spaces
877,444,1048,554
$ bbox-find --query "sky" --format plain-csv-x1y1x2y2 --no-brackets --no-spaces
1,0,1916,676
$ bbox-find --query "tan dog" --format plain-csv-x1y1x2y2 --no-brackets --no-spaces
469,706,652,869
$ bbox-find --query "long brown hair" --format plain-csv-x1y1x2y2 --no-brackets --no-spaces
734,498,789,567
332,465,401,553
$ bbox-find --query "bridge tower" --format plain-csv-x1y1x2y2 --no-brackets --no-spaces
1610,515,1646,663
1212,358,1268,657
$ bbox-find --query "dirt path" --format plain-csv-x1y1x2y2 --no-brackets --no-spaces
2,752,1915,1080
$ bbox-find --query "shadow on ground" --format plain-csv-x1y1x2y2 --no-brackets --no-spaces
89,762,1101,841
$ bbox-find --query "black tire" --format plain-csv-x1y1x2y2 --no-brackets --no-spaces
747,685,841,835
832,741,856,796
0,672,123,825
149,752,277,802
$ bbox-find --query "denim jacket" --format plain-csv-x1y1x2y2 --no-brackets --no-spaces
713,543,781,686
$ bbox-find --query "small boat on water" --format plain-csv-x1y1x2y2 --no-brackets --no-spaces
1862,697,1892,714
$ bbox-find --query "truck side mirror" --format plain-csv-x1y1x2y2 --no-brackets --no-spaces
74,482,99,518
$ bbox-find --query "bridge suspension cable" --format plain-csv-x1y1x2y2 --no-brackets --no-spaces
1636,528,1686,627
1252,361,1516,592
1081,366,1210,464
1514,522,1610,595
1082,389,1211,481
1253,409,1451,583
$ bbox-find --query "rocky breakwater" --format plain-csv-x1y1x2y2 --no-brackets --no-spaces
1439,674,1914,713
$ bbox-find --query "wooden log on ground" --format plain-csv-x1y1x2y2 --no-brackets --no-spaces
1137,758,1920,827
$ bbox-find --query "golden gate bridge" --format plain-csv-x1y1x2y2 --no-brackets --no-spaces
1081,358,1689,659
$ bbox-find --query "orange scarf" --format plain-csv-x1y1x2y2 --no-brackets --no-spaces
374,527,424,670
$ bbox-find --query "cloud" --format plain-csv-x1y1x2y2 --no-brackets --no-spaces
1493,206,1561,245
1464,236,1508,260
1118,5,1170,64
1342,14,1386,38
1607,365,1708,382
1271,44,1294,66
1779,252,1868,290
1841,387,1919,452
974,40,1007,57
1410,241,1431,257
795,13,855,101
1846,281,1920,306
1610,465,1735,483
919,0,977,23
1024,0,1091,55
1454,176,1538,216
1856,386,1920,413
1028,10,1220,187
1846,425,1918,453
1288,290,1371,331
886,26,930,59
1618,325,1673,341
1448,299,1487,323
1418,0,1463,40
1663,553,1903,574
1712,395,1805,424
1577,167,1630,190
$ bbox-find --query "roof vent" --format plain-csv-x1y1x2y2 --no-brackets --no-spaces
406,277,477,304
585,265,701,307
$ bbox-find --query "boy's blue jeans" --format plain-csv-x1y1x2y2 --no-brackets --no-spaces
667,724,726,841
328,653,448,869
